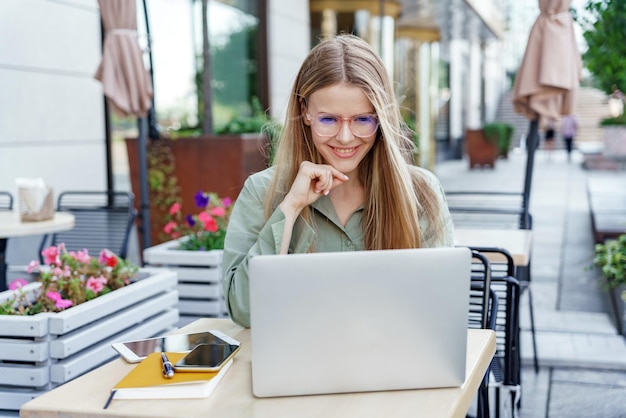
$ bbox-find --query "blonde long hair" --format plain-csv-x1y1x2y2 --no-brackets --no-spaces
265,34,445,249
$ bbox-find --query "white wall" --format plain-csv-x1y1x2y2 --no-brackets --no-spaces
0,0,105,265
267,0,310,122
483,40,507,123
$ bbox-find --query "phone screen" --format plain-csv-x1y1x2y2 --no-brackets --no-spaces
174,343,239,369
118,331,231,359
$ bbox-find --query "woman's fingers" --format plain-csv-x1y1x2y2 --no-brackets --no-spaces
290,162,348,203
308,163,347,195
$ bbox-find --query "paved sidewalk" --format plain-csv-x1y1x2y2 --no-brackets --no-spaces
435,148,626,418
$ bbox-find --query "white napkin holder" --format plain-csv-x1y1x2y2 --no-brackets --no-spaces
16,178,54,222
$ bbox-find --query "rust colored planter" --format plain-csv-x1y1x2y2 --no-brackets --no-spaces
126,134,270,247
465,129,497,169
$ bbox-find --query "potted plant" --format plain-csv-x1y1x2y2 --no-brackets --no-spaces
594,233,626,335
484,122,514,159
143,191,233,326
465,128,498,169
0,244,178,411
599,112,626,158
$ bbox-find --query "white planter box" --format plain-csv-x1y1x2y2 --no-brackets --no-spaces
143,238,227,327
603,126,626,158
0,267,179,412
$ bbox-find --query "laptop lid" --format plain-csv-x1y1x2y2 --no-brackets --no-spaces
249,247,471,398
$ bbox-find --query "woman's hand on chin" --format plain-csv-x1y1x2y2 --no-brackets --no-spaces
279,161,349,216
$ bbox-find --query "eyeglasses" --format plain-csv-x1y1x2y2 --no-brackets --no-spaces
306,113,379,138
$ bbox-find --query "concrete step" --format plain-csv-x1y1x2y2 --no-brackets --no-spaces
522,309,617,335
521,330,626,370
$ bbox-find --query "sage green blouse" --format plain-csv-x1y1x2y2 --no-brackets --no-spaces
222,166,455,327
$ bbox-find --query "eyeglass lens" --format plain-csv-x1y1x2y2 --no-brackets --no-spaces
311,114,378,137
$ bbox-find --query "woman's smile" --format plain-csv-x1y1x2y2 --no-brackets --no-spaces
330,146,359,157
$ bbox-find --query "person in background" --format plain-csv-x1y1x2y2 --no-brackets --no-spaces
544,118,556,161
609,84,625,117
561,114,579,161
222,34,454,328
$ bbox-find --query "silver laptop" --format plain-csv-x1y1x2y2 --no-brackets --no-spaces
248,247,471,398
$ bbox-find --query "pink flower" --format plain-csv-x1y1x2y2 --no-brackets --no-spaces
210,207,226,217
55,298,73,310
203,217,219,233
26,260,40,273
164,221,178,234
197,211,212,223
9,278,28,290
41,245,62,266
222,197,232,207
86,276,107,293
98,249,118,267
46,291,62,302
69,249,91,263
169,202,182,215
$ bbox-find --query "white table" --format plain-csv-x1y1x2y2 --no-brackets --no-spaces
0,211,75,291
20,318,496,418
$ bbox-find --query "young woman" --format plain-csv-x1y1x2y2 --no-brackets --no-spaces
222,34,454,327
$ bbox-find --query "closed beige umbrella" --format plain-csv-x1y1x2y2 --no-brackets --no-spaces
512,0,582,121
95,0,153,117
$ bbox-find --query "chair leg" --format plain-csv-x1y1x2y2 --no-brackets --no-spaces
526,285,539,373
494,387,501,418
477,376,490,418
517,264,539,373
509,385,521,418
494,385,521,418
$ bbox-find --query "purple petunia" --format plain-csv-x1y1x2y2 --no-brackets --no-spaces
194,191,210,209
185,214,196,227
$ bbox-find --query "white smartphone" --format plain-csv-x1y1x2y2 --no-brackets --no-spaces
173,341,241,372
111,330,240,363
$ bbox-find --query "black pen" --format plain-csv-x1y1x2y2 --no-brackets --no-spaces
161,352,175,378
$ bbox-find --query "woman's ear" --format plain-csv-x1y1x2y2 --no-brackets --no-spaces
300,101,311,126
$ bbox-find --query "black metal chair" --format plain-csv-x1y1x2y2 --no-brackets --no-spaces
0,191,13,211
39,191,137,262
467,250,499,418
0,191,14,291
447,190,538,374
446,191,532,231
470,247,522,418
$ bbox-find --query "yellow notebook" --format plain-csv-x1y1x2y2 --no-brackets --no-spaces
109,351,233,401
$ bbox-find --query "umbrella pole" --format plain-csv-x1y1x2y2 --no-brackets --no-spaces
522,119,539,217
142,0,159,140
138,117,151,252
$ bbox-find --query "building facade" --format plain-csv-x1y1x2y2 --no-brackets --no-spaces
0,0,506,263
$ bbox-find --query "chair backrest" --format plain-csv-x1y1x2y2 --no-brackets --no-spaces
446,191,532,230
468,249,497,330
40,191,137,261
0,191,13,211
470,246,521,388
